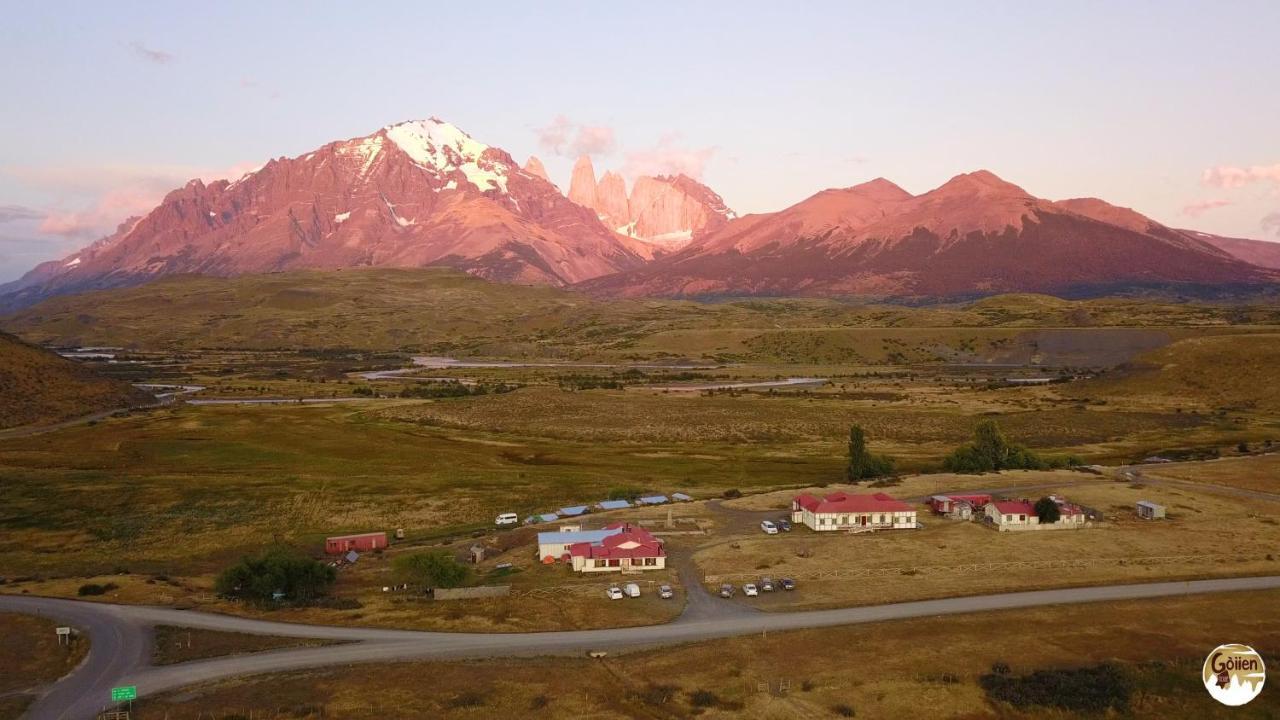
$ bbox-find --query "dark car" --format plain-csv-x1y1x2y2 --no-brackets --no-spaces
781,578,796,591
777,518,792,532
719,584,736,598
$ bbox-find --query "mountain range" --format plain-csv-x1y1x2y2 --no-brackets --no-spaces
1,118,1275,310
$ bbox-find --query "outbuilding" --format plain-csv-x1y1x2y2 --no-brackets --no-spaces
324,532,387,554
1136,500,1166,520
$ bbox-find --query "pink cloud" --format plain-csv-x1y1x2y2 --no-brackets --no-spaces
1181,198,1233,218
10,162,256,240
622,134,717,179
1202,163,1280,189
534,116,616,157
1263,212,1280,238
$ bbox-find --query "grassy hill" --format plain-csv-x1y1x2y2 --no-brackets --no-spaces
0,330,153,429
1067,333,1280,413
2,268,1276,362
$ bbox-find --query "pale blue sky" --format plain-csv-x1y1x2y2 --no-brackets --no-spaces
2,1,1278,281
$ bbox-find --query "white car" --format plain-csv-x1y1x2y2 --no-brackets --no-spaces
659,585,674,599
760,520,778,535
606,586,624,600
494,512,519,526
743,583,759,597
624,583,641,598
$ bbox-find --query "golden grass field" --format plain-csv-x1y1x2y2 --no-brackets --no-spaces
124,589,1280,719
0,612,87,718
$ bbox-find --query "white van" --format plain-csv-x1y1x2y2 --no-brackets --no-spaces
494,512,519,527
623,583,641,598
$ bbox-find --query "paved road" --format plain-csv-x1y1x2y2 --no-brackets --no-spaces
6,576,1280,719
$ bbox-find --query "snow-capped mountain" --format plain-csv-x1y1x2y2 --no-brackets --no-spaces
0,119,643,310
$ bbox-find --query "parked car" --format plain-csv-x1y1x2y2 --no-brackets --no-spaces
659,585,674,599
760,520,778,535
777,518,792,532
494,512,519,526
719,584,735,598
624,583,641,598
760,577,775,592
781,578,796,591
606,586,624,600
743,583,759,597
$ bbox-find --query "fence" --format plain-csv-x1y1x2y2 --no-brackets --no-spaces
513,578,669,599
702,553,1247,585
433,585,510,601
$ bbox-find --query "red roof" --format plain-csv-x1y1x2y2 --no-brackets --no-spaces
568,526,665,560
992,500,1036,516
795,491,912,514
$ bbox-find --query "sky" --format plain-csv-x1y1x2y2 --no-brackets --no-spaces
1,0,1278,282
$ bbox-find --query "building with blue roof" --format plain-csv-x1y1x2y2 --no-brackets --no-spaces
638,495,670,505
558,505,589,517
596,499,631,511
672,492,692,502
537,526,625,560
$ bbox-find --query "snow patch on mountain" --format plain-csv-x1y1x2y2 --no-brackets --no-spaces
385,118,509,194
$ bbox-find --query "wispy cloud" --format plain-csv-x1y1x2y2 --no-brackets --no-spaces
129,41,175,65
1181,198,1233,217
5,162,254,240
1263,212,1280,238
1202,163,1280,190
0,204,45,223
622,133,717,180
534,116,616,157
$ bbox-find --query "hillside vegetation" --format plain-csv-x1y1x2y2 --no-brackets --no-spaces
2,269,1277,362
1068,333,1280,413
0,331,152,429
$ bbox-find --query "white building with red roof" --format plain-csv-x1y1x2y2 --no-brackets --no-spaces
790,492,918,532
563,523,666,573
984,496,1088,531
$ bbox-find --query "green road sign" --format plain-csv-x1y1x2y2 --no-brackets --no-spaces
111,685,137,702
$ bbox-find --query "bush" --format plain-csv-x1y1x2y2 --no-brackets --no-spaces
77,582,118,596
942,420,1075,474
634,684,677,706
393,551,469,588
446,691,485,708
215,546,335,603
688,690,719,708
722,488,742,499
832,703,856,717
979,663,1131,712
607,486,646,502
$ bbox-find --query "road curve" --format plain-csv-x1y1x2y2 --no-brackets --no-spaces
5,575,1280,719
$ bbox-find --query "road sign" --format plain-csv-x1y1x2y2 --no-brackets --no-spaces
56,626,71,635
111,685,137,702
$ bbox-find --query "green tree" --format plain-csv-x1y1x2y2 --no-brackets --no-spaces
1034,497,1061,524
215,546,335,603
393,551,470,588
846,425,895,481
943,420,1060,474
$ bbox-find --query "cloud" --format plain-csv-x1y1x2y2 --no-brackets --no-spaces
1202,163,1280,190
1263,212,1280,238
5,161,255,240
129,41,174,64
534,116,616,157
622,134,717,180
0,204,45,223
1181,198,1233,218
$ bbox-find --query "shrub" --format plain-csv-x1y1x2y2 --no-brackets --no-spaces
530,695,550,710
607,486,646,501
393,551,470,588
942,420,1074,473
832,703,856,717
722,488,742,499
215,546,335,603
979,663,1131,712
688,690,719,707
77,582,118,596
446,691,485,708
634,684,677,706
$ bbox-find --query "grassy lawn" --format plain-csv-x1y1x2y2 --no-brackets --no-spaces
152,625,342,665
129,589,1280,719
